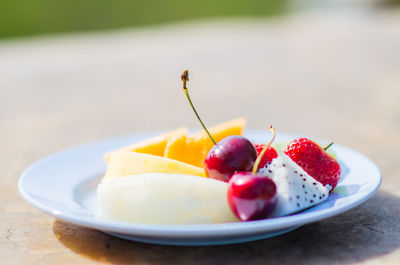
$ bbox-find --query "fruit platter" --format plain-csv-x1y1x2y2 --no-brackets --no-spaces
19,71,381,245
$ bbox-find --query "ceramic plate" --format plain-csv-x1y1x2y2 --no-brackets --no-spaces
18,130,381,246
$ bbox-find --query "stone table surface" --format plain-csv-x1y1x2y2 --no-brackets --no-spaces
1,9,400,265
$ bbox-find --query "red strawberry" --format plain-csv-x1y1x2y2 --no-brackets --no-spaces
284,138,341,191
254,144,278,170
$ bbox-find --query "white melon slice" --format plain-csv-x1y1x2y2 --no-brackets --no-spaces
97,173,239,224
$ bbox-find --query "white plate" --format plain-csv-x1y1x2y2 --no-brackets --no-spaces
18,130,381,246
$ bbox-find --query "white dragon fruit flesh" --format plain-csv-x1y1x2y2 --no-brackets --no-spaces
259,154,330,217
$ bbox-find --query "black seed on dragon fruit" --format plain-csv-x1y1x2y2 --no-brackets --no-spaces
259,154,330,217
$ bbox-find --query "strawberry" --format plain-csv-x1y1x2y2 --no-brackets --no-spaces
254,144,278,170
284,138,341,191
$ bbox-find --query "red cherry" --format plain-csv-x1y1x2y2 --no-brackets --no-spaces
227,172,277,221
205,136,257,182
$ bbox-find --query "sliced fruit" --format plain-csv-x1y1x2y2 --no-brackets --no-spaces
103,119,245,167
182,118,246,167
163,132,188,161
103,127,188,163
181,137,205,166
97,173,239,224
259,154,330,217
104,152,206,179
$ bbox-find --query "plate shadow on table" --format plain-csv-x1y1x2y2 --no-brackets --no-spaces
53,191,400,265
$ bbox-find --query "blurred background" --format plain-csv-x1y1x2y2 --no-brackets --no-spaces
1,0,399,190
0,0,397,38
1,0,399,155
1,0,287,38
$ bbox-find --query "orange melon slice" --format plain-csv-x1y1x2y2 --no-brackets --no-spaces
104,152,206,179
180,118,246,167
104,127,188,163
164,132,188,161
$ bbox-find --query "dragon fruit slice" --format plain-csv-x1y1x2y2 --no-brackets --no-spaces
259,154,330,217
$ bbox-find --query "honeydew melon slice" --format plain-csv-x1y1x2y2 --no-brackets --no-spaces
97,173,239,224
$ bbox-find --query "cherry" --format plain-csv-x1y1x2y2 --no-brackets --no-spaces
227,126,278,221
205,136,257,182
180,70,256,182
227,172,277,221
179,71,278,221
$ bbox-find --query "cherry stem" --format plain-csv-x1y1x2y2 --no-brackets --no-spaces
181,70,216,145
252,126,276,174
323,142,334,151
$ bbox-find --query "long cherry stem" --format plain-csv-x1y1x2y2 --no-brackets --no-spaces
181,70,216,145
252,126,276,174
323,142,334,151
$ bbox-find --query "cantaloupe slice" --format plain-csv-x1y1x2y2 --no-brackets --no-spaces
104,152,206,179
181,118,246,167
164,132,188,161
104,127,188,163
103,118,246,168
